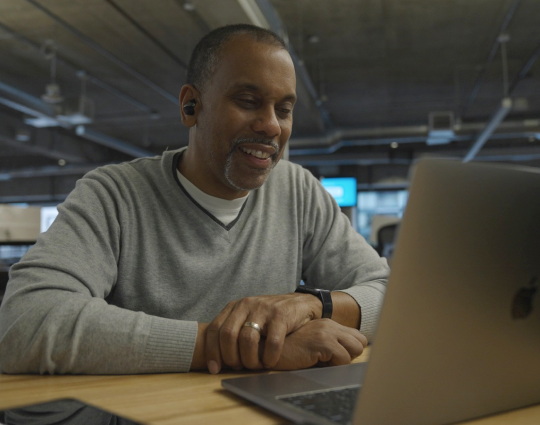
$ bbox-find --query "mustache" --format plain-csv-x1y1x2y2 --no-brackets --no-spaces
229,137,280,155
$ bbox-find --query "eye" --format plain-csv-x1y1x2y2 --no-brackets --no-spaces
236,97,259,108
276,107,293,119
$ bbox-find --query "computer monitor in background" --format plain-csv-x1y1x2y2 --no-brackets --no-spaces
321,177,357,207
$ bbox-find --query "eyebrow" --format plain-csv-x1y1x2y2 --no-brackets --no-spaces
231,83,297,103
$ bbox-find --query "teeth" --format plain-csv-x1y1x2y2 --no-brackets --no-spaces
241,147,271,159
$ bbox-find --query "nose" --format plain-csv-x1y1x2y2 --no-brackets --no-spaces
251,106,281,138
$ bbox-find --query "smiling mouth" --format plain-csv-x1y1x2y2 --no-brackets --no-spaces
240,146,272,159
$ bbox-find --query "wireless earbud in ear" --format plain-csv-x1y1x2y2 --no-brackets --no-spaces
183,99,197,116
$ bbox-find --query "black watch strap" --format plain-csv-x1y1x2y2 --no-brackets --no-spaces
295,285,333,319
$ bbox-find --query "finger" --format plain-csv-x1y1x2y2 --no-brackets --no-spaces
337,333,366,360
261,320,288,368
239,323,264,370
205,301,236,374
219,305,253,370
327,344,353,367
338,324,368,347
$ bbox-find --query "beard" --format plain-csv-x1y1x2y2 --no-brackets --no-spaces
223,137,281,191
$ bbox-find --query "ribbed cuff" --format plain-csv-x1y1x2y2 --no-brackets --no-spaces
336,282,385,341
140,316,198,373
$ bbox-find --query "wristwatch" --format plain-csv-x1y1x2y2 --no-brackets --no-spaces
295,285,333,319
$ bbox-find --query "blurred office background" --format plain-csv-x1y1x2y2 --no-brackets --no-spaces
1,0,540,295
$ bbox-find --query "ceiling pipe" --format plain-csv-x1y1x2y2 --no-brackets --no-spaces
290,136,429,156
292,145,540,167
0,96,62,126
463,97,513,162
0,80,57,117
25,0,179,105
509,39,540,93
0,163,109,181
2,78,537,161
288,118,539,155
0,20,157,115
0,134,86,163
76,126,154,158
5,143,540,180
255,0,332,130
462,0,521,116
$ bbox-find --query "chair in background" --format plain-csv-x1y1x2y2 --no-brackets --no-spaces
377,223,399,261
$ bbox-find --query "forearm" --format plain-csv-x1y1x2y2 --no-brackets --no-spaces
0,281,197,374
331,291,361,329
302,291,360,329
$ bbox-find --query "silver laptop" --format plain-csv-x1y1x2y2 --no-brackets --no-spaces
222,158,540,425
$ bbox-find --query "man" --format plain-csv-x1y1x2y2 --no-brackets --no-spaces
0,24,389,375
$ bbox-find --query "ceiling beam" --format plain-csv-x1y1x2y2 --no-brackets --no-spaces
105,0,188,68
0,80,155,158
75,126,154,158
24,0,179,105
0,20,157,115
0,134,86,163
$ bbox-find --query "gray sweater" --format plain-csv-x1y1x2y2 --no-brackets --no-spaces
0,148,389,374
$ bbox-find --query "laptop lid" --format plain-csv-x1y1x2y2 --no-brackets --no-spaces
354,159,540,424
223,159,540,425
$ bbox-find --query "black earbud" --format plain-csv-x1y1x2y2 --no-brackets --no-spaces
183,99,197,116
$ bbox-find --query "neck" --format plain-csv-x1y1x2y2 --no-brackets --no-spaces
178,147,249,200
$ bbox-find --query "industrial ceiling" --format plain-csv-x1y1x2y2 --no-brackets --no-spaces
1,0,540,203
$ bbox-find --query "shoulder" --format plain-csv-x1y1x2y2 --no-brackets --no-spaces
267,159,318,188
261,159,334,208
80,149,180,190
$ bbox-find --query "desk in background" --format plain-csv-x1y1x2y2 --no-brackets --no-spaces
0,348,538,424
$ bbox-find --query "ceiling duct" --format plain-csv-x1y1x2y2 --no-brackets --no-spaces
427,111,455,145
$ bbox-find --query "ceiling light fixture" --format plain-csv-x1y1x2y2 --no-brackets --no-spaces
182,1,195,11
40,40,64,104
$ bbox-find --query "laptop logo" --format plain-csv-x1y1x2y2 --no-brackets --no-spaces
512,277,538,319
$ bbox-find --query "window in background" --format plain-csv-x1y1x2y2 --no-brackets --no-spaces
357,190,409,243
40,206,59,233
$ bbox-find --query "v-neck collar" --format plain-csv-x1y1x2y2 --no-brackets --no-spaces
171,151,250,232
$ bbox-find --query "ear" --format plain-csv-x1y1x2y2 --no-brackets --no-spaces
179,84,201,127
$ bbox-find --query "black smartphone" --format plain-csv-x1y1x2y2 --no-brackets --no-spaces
0,398,144,424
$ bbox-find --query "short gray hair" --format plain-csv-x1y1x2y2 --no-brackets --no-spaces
186,24,287,91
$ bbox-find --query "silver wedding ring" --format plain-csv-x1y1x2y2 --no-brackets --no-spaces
243,321,262,332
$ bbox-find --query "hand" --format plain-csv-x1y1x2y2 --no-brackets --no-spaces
271,319,368,370
205,293,321,373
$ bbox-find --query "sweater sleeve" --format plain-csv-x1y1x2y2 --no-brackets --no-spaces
301,172,390,340
0,170,198,374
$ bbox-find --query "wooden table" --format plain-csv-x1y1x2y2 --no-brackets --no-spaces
0,348,539,424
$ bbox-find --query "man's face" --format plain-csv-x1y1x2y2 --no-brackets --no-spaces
192,35,296,199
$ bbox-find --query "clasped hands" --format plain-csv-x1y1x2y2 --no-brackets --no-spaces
194,292,368,374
